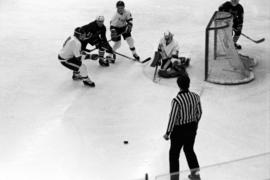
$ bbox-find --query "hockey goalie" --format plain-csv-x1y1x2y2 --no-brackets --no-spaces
150,31,190,78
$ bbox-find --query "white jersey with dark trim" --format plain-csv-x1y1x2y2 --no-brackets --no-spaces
159,38,180,58
110,9,133,28
59,36,81,59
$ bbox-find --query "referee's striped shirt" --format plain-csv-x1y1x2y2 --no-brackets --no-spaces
166,90,202,135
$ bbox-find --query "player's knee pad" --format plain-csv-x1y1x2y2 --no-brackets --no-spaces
123,32,131,40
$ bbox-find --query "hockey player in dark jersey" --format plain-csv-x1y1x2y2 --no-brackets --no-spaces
219,0,244,49
80,16,114,67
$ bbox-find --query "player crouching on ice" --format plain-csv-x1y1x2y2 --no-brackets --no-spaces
58,27,98,87
150,31,190,78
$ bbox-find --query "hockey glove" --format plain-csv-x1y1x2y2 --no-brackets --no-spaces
125,24,132,33
111,29,119,41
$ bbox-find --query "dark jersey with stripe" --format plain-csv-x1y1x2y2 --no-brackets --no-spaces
80,20,108,48
219,1,244,26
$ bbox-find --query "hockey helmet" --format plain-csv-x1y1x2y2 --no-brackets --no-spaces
116,1,125,7
96,15,105,22
74,27,86,41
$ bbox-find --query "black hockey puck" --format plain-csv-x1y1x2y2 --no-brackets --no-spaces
123,140,128,144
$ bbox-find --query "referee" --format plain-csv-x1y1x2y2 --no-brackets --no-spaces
163,74,202,180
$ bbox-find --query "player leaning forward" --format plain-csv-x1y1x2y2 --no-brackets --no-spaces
58,27,97,87
80,16,114,67
107,1,140,63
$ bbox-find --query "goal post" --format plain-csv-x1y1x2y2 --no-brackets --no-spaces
205,11,255,85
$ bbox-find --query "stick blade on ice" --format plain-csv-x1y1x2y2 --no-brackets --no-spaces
255,38,265,43
141,57,151,63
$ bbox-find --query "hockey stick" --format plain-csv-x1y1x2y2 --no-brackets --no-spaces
233,28,265,44
113,51,151,64
83,48,151,64
240,32,265,43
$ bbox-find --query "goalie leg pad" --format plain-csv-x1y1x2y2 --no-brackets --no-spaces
158,62,187,78
150,51,162,67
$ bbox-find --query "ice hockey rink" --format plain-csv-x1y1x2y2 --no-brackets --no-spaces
0,0,269,179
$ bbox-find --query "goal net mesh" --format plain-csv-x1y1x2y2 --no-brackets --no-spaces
205,11,254,84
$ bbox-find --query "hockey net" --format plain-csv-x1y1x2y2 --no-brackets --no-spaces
205,11,254,85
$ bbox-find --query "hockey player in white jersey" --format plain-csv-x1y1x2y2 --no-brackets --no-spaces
107,1,140,63
158,31,180,70
58,27,97,87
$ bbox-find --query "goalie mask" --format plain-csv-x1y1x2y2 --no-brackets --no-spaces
164,31,173,44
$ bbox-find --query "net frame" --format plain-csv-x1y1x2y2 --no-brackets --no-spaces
205,11,254,85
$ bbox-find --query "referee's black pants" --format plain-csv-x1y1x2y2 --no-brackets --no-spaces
169,122,200,180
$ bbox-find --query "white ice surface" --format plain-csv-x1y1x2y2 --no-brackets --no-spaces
0,0,269,180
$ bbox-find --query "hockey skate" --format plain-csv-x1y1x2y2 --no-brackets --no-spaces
234,43,242,50
106,54,116,64
133,53,140,61
99,58,109,67
188,174,201,180
82,78,95,87
72,71,83,81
